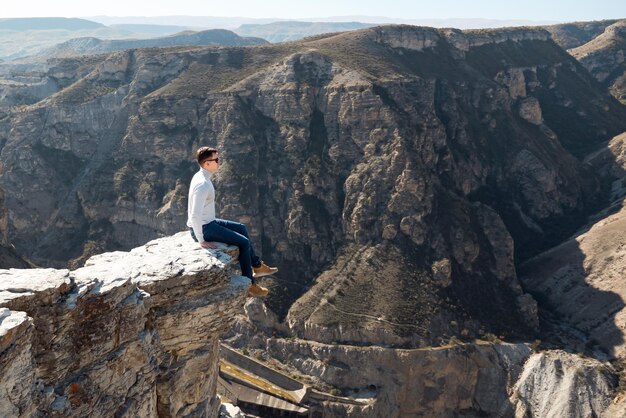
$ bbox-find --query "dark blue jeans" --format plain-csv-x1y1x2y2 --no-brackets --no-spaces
190,218,261,282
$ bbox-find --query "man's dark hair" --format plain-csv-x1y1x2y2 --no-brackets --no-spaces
196,147,218,165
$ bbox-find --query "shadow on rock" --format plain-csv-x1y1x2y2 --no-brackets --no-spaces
519,135,626,359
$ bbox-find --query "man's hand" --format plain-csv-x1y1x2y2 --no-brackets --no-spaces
200,241,218,249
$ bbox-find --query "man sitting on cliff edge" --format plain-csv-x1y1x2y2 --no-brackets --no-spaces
187,146,277,297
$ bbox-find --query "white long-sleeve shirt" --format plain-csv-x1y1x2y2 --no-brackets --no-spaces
186,168,216,242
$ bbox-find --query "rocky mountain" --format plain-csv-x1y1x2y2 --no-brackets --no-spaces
108,24,195,36
569,20,626,102
234,21,376,43
29,30,268,61
3,22,626,416
0,30,266,110
1,25,625,354
0,27,138,61
544,19,619,49
0,55,109,108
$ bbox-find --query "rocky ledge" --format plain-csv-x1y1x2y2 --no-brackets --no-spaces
373,25,550,53
0,232,249,417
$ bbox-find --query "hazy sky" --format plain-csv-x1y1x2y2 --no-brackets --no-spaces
1,0,625,22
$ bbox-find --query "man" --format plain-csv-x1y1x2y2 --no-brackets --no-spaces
187,147,277,297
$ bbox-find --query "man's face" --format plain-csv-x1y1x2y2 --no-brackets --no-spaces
203,152,220,172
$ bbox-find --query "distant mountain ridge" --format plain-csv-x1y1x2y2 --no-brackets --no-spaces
544,19,620,49
234,21,377,42
0,17,104,31
86,15,558,29
109,24,194,36
0,16,563,60
30,29,268,60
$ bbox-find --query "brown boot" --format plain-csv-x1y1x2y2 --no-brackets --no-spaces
248,283,269,297
253,262,278,278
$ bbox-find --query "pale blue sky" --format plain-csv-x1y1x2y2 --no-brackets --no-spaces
1,0,625,22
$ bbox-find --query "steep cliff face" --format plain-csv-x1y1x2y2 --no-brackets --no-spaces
0,232,248,417
2,25,626,347
225,299,621,417
570,20,626,102
267,338,533,417
232,323,618,417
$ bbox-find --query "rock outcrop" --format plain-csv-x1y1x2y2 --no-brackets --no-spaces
0,232,248,417
511,350,616,418
570,20,626,102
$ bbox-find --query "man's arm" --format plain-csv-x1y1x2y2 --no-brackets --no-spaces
189,184,217,248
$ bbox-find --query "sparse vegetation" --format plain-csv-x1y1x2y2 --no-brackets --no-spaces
483,333,502,344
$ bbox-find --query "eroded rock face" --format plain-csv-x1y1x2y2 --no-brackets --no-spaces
0,232,248,417
266,338,532,417
0,55,109,108
511,351,615,418
569,20,626,101
519,138,626,361
545,20,620,50
2,25,626,347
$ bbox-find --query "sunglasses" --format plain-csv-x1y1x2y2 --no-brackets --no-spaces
203,158,219,164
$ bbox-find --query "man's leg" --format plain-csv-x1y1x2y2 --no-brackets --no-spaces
212,218,261,267
202,221,255,282
213,218,278,278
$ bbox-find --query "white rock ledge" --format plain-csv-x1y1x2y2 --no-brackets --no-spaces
0,231,249,418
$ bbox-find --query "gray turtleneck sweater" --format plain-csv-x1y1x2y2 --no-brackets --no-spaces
186,168,216,243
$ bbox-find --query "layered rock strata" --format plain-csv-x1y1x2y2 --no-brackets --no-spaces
266,338,532,416
265,338,617,417
225,300,621,417
511,350,615,417
0,232,248,417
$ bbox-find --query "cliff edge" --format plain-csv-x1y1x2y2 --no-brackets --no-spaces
0,232,248,417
